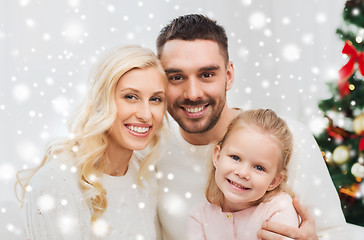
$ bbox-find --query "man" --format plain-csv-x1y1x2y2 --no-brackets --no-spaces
155,14,347,240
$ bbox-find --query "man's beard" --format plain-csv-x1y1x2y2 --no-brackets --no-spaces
168,96,226,134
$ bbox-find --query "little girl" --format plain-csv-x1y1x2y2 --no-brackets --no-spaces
188,109,300,240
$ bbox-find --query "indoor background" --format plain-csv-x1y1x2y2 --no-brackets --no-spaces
0,0,350,238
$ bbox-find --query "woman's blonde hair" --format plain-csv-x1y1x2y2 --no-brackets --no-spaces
205,109,294,207
15,45,167,223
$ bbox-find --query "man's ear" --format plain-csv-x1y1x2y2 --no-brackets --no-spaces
226,61,234,91
212,145,221,167
267,172,284,191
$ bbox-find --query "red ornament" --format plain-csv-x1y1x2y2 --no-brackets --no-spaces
338,41,364,97
359,137,364,151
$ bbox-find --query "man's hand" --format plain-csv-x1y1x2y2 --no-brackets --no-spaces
257,198,318,240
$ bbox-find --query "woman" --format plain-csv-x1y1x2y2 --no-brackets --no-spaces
16,46,168,239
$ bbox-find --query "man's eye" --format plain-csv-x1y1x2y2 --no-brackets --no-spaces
255,165,265,172
168,75,183,81
231,155,240,161
201,73,213,78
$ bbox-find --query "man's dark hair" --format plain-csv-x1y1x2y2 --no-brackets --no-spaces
156,14,229,63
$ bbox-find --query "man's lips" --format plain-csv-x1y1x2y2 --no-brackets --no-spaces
181,104,208,118
227,179,250,190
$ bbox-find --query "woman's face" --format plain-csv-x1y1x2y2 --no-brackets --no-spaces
108,66,167,152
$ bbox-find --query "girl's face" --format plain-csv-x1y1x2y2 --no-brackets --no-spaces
213,127,284,212
108,66,167,153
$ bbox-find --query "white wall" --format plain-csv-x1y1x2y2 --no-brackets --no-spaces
0,0,347,238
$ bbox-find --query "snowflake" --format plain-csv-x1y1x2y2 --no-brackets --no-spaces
282,44,301,62
249,12,267,30
37,194,55,212
92,218,109,237
13,84,31,102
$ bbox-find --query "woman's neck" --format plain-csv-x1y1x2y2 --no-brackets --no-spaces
104,142,133,176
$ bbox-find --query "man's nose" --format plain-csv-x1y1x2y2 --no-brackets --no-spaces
183,77,203,101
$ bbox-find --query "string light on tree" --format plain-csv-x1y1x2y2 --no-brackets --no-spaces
352,155,364,178
332,145,351,164
353,114,364,135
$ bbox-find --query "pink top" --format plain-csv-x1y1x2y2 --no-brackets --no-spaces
188,193,299,240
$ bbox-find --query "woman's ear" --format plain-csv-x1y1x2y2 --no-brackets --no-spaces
267,172,284,191
212,145,221,167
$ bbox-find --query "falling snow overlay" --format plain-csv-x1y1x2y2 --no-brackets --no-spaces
314,0,364,227
1,0,364,239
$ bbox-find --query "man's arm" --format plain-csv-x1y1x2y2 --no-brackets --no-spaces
257,197,318,240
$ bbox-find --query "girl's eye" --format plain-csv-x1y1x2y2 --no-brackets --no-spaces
255,165,265,172
231,155,240,161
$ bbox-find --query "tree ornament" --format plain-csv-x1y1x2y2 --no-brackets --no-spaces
332,145,350,164
353,114,364,135
351,162,364,178
323,151,333,164
360,181,364,196
338,41,364,97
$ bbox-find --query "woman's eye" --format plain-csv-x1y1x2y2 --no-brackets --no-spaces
231,155,240,161
255,165,265,172
150,96,163,103
124,94,137,100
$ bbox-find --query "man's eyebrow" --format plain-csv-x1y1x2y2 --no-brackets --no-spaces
199,65,220,71
164,65,220,74
164,68,181,74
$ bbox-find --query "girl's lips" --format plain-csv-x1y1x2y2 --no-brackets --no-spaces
227,179,250,191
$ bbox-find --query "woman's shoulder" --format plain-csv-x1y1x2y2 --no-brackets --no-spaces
28,154,80,195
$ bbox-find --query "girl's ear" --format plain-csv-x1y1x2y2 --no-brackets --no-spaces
212,145,221,167
267,171,284,191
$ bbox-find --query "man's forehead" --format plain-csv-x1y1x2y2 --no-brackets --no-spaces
161,39,220,55
159,39,225,69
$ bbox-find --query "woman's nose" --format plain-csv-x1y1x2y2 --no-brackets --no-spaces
135,101,152,122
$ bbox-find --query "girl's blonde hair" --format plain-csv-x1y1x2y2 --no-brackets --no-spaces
15,45,168,223
206,109,293,207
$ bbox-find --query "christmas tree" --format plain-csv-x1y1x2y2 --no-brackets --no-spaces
314,0,364,226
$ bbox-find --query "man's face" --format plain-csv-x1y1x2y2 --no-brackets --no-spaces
159,39,234,134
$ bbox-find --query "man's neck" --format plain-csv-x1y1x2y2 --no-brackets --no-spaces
180,107,241,146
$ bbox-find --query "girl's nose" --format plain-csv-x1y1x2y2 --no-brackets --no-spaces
235,164,250,180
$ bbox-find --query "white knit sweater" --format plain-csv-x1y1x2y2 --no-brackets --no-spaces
23,152,158,240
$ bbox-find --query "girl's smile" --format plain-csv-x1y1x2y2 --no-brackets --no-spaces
212,127,284,212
